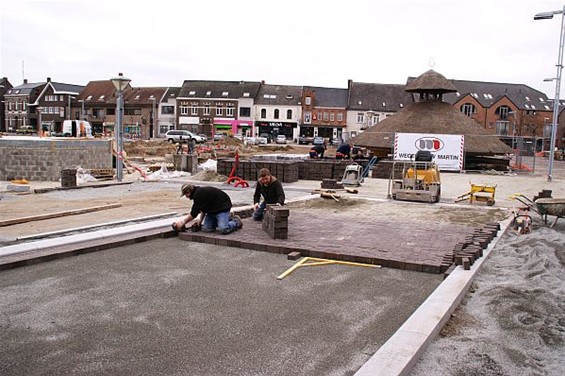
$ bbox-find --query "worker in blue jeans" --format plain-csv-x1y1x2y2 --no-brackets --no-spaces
174,183,242,234
253,168,285,221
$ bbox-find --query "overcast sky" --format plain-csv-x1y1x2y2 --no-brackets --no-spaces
1,0,564,98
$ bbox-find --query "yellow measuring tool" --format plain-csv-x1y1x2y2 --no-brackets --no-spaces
277,257,380,280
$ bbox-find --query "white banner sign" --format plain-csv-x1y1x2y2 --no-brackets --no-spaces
394,133,464,171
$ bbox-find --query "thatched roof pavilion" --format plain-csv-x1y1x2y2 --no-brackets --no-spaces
352,70,513,158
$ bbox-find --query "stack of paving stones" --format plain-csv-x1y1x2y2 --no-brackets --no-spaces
320,179,343,190
217,158,355,182
217,158,299,183
262,204,290,239
448,222,500,271
372,160,394,179
533,189,552,200
297,159,352,180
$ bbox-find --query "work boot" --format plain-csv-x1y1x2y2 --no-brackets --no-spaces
233,215,243,229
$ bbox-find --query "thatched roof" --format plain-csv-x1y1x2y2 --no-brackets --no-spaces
351,101,513,155
405,69,457,94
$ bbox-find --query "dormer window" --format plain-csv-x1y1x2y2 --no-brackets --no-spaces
98,95,105,100
525,96,530,101
206,91,211,96
286,94,293,99
86,95,93,100
243,92,250,97
134,95,140,100
222,91,229,97
189,91,196,96
539,97,545,102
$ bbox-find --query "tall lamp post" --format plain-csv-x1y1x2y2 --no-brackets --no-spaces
150,96,156,139
78,99,85,120
67,96,75,120
535,5,565,181
110,73,131,182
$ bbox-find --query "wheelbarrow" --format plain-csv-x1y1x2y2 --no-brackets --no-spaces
510,193,565,228
455,183,496,206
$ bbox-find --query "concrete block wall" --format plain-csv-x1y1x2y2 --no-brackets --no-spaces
0,138,112,181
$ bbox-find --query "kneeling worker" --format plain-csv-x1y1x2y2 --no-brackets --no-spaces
174,183,242,234
309,144,325,158
253,168,285,221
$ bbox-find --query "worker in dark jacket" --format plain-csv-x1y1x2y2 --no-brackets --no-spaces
253,168,285,221
309,144,325,158
173,183,242,234
335,141,353,159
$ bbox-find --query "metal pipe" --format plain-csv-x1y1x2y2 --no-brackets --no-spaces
535,5,565,181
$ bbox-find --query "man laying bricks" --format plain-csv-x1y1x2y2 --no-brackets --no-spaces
173,183,243,234
253,168,286,221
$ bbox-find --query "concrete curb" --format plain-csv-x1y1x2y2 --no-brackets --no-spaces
354,217,513,376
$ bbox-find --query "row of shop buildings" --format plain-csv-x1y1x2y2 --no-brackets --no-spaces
1,74,563,150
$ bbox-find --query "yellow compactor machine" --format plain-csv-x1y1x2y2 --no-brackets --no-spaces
389,151,441,203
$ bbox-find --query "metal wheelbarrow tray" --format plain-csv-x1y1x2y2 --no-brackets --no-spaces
512,194,565,228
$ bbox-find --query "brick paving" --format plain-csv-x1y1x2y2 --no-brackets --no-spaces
178,203,500,274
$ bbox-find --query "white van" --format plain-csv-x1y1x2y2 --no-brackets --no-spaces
62,120,93,138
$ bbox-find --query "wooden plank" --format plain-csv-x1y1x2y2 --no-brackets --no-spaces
0,203,123,227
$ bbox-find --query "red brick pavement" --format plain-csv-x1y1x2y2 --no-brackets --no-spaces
178,209,487,274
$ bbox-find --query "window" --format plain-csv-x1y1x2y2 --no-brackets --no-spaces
357,113,364,123
124,108,142,116
226,104,234,117
461,103,476,117
222,92,229,97
191,102,198,115
107,108,115,116
323,112,329,121
203,103,211,115
274,109,279,119
161,105,174,115
261,109,267,118
305,96,311,105
330,113,335,121
337,113,343,122
216,104,223,116
496,106,510,119
180,102,189,115
495,121,510,136
304,111,311,123
239,107,251,117
286,109,292,119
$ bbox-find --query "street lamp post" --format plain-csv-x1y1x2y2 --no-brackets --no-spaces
110,73,131,182
150,97,156,139
78,99,85,120
68,96,75,120
535,5,565,181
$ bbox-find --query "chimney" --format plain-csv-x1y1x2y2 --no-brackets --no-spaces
23,79,28,84
47,77,51,82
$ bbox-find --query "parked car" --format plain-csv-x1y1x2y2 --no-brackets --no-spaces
275,135,287,144
165,130,205,143
255,135,268,144
213,133,227,141
198,134,208,142
259,133,272,143
244,136,257,145
298,135,314,145
312,136,324,146
16,125,36,135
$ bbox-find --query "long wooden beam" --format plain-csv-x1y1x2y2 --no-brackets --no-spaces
0,203,123,227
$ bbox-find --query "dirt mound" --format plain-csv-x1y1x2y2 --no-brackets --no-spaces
191,170,228,182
